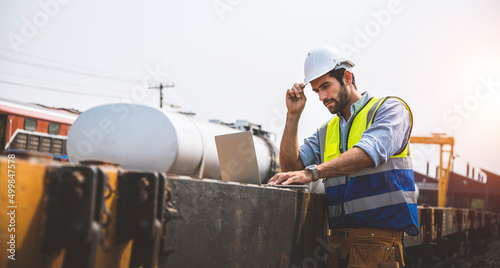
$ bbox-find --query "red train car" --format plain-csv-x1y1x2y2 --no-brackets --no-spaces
0,98,79,160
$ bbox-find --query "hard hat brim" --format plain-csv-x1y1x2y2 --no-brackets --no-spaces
304,60,355,84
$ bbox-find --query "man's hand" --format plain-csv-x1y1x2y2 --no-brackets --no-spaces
286,83,307,116
268,170,312,185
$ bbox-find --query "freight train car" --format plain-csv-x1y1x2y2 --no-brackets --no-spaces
1,154,498,268
0,154,328,268
404,207,499,267
0,98,79,160
1,102,499,268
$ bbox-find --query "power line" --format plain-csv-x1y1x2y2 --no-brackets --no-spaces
162,102,182,108
0,47,141,82
0,56,140,83
0,70,130,93
0,79,117,98
172,83,216,118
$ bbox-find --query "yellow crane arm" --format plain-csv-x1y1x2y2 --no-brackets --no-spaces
410,134,455,207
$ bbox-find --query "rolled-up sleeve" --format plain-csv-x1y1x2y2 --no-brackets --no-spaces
354,98,411,167
299,130,321,167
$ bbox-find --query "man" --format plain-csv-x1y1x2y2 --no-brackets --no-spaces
268,46,419,268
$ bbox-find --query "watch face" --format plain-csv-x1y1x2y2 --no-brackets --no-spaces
306,165,318,181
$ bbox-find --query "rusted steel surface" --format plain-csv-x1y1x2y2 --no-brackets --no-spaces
3,156,500,268
159,178,328,268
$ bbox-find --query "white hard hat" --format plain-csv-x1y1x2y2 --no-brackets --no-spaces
304,46,355,85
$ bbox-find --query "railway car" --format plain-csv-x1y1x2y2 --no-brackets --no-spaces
1,101,499,268
0,98,79,160
403,206,500,267
1,154,498,268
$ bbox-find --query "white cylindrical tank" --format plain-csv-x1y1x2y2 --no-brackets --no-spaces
67,103,276,181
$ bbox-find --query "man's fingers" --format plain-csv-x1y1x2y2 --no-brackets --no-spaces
269,173,290,185
268,173,282,185
286,88,298,100
278,174,291,185
286,83,307,100
289,87,301,99
293,83,304,98
282,177,295,185
294,83,306,90
283,171,309,185
270,171,310,185
268,174,276,184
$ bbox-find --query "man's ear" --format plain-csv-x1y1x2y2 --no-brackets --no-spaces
343,70,352,85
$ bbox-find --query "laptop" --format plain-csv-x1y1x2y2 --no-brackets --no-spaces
214,131,307,189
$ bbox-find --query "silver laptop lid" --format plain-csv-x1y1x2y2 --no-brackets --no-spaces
215,131,262,185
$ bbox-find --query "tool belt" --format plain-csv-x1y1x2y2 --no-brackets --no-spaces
326,228,404,268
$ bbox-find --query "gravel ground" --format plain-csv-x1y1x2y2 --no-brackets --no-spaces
460,239,500,268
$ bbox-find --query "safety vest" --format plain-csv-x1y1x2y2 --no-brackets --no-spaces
318,96,419,235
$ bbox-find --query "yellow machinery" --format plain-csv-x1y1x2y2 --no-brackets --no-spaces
0,153,326,268
410,133,455,207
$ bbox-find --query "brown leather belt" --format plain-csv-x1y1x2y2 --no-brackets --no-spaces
332,227,403,239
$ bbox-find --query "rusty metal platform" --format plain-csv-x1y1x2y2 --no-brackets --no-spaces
0,156,328,268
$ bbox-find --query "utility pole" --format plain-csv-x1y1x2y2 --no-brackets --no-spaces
149,82,175,108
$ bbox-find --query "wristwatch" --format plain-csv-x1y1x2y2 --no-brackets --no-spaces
305,164,320,182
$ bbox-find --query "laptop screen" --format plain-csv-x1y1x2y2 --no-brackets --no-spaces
215,131,262,185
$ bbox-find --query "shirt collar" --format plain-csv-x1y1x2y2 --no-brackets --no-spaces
337,91,372,121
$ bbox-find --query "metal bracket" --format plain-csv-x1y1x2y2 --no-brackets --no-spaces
420,208,432,245
485,213,491,227
43,165,106,268
468,210,476,230
435,209,443,242
160,180,179,255
456,209,463,232
116,171,166,268
477,211,484,229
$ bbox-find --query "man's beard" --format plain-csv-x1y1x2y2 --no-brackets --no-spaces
323,84,349,114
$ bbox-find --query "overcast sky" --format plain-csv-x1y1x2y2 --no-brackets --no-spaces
1,0,499,177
